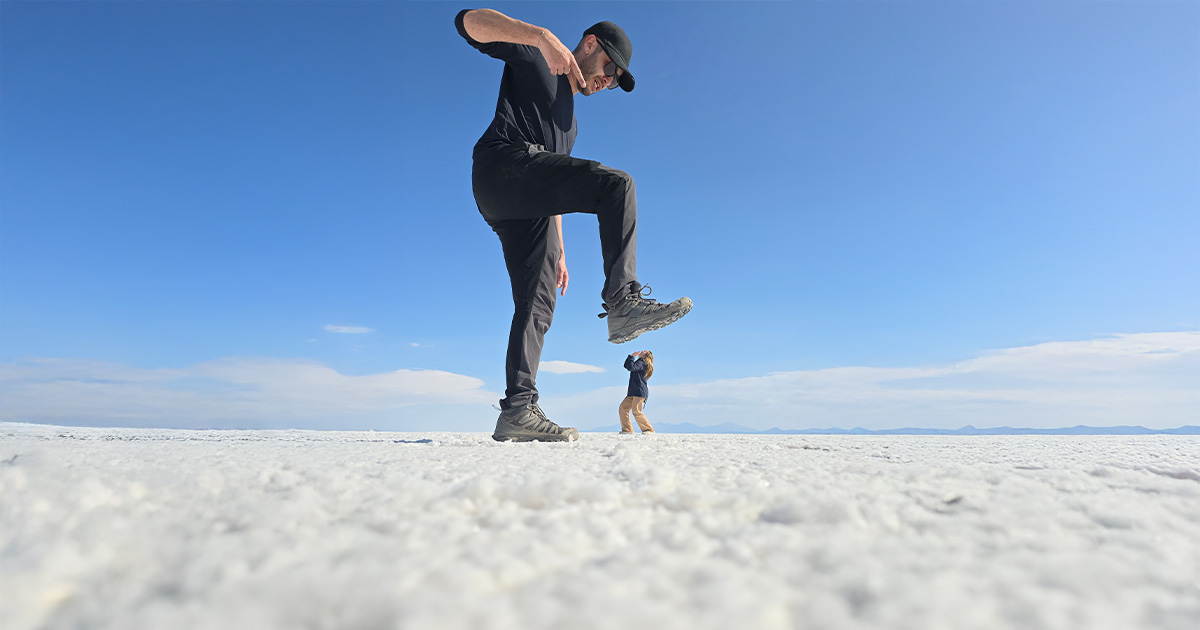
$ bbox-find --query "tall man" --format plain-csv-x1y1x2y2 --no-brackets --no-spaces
456,8,692,442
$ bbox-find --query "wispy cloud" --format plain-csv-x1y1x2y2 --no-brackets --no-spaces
549,332,1200,431
540,360,606,375
324,325,373,334
0,358,497,430
3,333,1194,433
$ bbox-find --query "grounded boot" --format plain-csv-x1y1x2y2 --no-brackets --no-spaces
598,285,692,344
492,403,580,442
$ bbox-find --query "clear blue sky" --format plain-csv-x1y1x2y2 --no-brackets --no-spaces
2,1,1197,431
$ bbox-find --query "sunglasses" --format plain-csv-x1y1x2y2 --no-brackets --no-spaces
603,61,621,90
599,42,621,90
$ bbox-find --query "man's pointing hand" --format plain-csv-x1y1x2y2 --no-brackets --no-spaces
537,29,587,92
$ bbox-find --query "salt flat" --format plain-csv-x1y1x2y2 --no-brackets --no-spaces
1,423,1197,630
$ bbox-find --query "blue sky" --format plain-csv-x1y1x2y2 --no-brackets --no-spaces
2,1,1197,431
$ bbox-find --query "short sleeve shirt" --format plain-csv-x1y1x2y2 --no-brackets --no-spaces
456,9,577,158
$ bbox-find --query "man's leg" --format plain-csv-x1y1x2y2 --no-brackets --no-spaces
491,216,559,410
475,143,639,306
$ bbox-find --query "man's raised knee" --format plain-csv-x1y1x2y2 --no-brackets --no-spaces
598,167,634,195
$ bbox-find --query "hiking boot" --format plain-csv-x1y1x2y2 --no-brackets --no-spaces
598,285,692,344
492,403,579,442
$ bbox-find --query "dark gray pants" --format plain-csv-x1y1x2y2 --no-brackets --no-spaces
473,142,639,409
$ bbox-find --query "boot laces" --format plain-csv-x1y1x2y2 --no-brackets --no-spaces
524,404,560,433
598,286,655,318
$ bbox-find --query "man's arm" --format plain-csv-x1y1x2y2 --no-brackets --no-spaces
554,215,564,255
460,8,544,46
555,214,569,296
460,9,585,89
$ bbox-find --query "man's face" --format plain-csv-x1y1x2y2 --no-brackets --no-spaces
577,37,621,96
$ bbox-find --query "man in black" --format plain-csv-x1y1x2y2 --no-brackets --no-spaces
456,8,692,442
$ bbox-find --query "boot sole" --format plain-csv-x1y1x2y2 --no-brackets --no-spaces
492,431,580,443
608,301,693,344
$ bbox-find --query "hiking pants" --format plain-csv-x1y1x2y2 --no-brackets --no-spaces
618,396,653,433
473,142,639,409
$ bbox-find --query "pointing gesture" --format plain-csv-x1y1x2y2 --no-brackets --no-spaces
537,29,586,92
459,11,588,92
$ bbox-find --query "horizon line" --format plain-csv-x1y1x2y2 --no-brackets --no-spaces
4,420,1198,436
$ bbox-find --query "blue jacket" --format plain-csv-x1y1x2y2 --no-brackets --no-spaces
624,355,649,402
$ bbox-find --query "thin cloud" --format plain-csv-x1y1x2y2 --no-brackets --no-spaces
3,333,1193,433
550,332,1200,431
324,325,374,334
0,358,498,429
540,360,606,374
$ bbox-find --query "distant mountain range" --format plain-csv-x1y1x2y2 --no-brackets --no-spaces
585,422,1200,435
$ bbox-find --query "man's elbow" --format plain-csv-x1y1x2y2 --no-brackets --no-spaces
456,8,479,42
459,8,493,43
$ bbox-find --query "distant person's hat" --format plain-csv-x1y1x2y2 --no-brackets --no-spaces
584,21,635,92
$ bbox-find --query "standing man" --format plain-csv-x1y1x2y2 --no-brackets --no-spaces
456,8,692,442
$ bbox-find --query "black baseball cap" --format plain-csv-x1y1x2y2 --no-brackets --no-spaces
583,21,635,92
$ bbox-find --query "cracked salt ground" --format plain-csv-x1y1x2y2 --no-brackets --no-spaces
1,423,1198,630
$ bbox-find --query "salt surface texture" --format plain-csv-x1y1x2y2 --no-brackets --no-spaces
1,423,1197,630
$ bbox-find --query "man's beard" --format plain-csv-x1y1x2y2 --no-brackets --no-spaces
578,49,604,95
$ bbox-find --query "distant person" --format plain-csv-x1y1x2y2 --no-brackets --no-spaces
619,350,655,434
455,8,692,443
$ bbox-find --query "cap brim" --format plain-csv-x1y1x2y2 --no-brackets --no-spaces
598,39,635,92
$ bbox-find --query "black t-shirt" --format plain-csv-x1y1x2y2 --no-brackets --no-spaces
456,9,577,158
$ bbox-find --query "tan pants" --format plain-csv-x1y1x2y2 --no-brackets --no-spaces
618,396,654,433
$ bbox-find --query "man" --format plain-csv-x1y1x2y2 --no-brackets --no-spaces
456,8,692,442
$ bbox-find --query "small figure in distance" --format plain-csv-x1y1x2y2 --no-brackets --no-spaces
619,350,655,434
